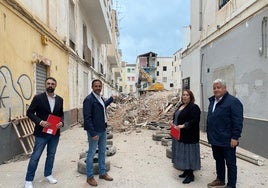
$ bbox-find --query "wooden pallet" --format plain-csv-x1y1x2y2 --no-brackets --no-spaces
11,115,35,155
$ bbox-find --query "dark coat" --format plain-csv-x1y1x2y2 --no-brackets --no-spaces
173,102,201,144
83,92,113,137
207,92,243,147
26,92,64,137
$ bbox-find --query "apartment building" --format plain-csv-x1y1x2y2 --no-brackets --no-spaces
136,52,157,92
125,63,137,94
172,49,182,93
155,56,180,91
0,0,121,163
135,51,181,94
181,0,268,157
117,62,137,94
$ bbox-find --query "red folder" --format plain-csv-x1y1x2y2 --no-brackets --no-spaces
170,124,180,140
42,114,61,135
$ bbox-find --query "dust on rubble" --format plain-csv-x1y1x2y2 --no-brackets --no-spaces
107,90,180,132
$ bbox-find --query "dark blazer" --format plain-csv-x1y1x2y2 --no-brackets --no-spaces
83,92,113,137
27,92,64,137
207,92,243,147
173,102,201,144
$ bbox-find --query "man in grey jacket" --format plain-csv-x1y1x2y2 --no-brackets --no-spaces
207,79,243,188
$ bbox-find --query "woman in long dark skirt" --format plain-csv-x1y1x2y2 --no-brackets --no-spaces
171,89,201,184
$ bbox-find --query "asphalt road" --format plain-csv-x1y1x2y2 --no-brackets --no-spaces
0,124,267,188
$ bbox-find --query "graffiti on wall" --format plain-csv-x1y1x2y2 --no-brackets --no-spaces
0,66,33,125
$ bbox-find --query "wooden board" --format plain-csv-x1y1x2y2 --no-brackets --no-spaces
11,115,35,155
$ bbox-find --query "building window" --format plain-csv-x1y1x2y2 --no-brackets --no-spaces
91,38,95,68
83,72,88,99
157,61,159,66
182,77,190,89
156,71,159,76
69,0,75,51
127,68,131,73
128,77,131,81
100,63,104,74
170,83,174,87
163,66,167,71
132,77,135,81
69,40,75,51
162,77,167,82
83,24,87,59
219,0,230,9
36,63,47,94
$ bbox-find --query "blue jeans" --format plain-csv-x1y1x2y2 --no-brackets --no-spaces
212,145,237,188
86,131,107,178
25,135,59,181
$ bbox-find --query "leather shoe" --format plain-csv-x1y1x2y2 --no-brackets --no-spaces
87,177,97,186
207,179,225,187
99,173,113,181
182,175,194,184
179,171,187,178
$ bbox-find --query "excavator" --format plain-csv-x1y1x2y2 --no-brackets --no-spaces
138,68,164,91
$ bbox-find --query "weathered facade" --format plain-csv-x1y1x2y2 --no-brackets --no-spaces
182,0,268,157
135,51,181,93
118,62,137,95
172,49,183,93
0,0,121,163
125,63,137,94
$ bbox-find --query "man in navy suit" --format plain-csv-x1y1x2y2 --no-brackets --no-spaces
83,79,115,186
24,77,64,188
207,79,243,188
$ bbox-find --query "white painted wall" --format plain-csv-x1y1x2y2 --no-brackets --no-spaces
172,50,182,92
155,57,174,90
181,48,201,106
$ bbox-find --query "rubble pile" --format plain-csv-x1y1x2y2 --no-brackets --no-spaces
107,90,181,132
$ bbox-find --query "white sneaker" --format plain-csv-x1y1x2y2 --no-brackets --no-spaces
24,181,33,188
45,175,57,184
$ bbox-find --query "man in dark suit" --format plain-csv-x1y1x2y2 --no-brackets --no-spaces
83,79,115,186
24,77,64,188
207,79,243,188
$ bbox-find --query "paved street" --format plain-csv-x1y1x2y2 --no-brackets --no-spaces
0,124,267,188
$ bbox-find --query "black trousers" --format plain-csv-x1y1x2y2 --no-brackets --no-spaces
212,145,237,188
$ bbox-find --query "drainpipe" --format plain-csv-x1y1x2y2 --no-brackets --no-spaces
263,17,267,58
199,0,203,31
199,0,205,131
260,16,267,58
200,53,206,131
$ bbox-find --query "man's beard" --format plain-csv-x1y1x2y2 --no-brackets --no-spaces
46,87,55,93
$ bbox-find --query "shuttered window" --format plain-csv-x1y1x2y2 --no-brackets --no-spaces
36,63,47,94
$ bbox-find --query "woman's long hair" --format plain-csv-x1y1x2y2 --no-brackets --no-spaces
180,89,195,104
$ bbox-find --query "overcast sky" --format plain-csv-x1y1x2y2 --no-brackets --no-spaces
116,0,190,64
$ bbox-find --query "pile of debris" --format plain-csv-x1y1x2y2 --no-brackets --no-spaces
107,90,181,132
